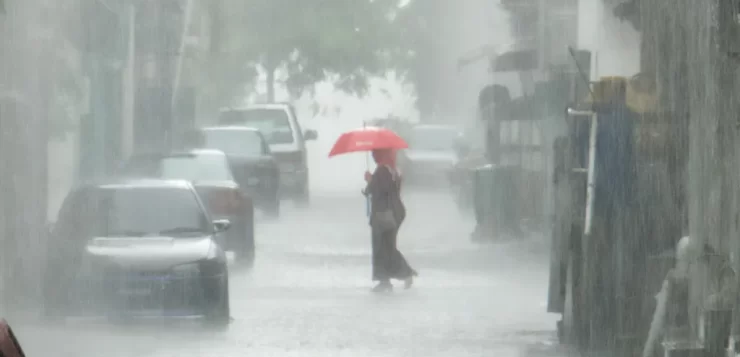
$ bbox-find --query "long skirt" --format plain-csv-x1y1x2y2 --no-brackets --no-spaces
371,225,415,281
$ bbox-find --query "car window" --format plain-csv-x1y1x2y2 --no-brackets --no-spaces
159,155,234,182
94,187,209,237
409,127,460,151
218,109,294,144
200,129,266,156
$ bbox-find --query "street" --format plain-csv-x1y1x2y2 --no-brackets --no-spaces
11,190,564,357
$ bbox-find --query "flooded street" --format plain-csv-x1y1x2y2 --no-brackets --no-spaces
0,0,726,356
11,190,559,357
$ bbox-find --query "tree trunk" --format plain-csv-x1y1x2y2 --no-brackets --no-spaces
266,66,276,103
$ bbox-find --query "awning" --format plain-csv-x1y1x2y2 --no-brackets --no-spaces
577,75,662,115
491,49,539,72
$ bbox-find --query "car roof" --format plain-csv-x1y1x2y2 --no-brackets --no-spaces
220,103,290,111
200,126,262,133
132,149,227,159
86,178,195,191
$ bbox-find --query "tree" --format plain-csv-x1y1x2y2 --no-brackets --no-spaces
383,0,444,116
211,0,408,102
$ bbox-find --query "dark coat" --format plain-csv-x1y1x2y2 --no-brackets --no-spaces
364,165,414,281
365,165,406,226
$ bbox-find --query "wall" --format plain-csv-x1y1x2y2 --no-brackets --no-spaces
640,0,739,342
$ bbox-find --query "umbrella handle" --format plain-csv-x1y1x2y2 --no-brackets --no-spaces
363,121,370,169
366,194,371,217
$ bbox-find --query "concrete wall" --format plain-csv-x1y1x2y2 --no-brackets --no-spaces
640,0,739,341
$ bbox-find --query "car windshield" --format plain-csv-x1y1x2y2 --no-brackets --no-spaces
409,127,460,152
159,155,234,182
218,109,294,144
122,154,234,182
201,129,265,156
59,187,209,237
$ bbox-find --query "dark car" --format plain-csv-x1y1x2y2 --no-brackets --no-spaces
218,103,317,206
191,126,280,216
119,150,255,265
43,179,230,325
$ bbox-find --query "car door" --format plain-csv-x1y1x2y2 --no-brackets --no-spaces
286,104,306,151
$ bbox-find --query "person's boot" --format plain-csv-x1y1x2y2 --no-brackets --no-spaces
372,280,393,292
404,276,414,289
404,270,418,289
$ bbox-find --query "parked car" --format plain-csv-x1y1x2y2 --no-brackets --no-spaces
119,149,255,265
365,117,413,138
450,151,487,213
43,179,231,325
190,126,280,217
218,103,317,205
398,124,465,186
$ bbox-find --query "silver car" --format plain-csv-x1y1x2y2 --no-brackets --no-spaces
399,124,465,186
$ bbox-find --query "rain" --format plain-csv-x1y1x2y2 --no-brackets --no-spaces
0,0,735,356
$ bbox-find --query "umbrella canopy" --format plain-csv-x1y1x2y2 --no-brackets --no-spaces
328,126,408,157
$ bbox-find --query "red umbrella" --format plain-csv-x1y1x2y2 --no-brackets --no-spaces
328,126,408,157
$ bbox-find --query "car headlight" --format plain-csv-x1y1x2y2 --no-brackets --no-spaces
172,262,200,276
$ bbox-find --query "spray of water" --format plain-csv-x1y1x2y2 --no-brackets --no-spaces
577,0,641,77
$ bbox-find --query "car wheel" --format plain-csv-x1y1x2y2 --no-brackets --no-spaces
263,195,280,218
42,271,68,320
235,213,256,268
293,185,310,207
237,250,255,269
204,275,230,327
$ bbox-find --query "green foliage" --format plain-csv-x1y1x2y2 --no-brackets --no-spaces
387,0,442,113
214,0,410,98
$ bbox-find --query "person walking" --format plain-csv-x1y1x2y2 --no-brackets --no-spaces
363,148,418,292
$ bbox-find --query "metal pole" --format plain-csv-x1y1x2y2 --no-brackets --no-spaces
537,0,547,71
584,112,598,236
170,0,194,113
364,121,371,217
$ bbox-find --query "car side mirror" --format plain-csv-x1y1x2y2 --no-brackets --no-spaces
304,129,318,141
213,219,231,233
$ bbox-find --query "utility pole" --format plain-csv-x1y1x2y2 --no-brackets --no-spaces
156,0,172,150
133,0,183,153
537,0,547,73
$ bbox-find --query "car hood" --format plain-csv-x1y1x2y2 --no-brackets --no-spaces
85,236,216,269
227,155,266,165
191,180,239,190
404,150,457,164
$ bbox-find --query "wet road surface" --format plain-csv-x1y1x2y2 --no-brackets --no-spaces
11,190,566,357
